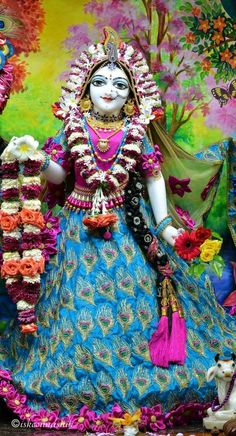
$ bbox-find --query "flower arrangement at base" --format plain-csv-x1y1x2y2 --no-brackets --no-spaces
174,226,224,278
0,136,60,334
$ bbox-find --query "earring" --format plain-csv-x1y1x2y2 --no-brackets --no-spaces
123,99,135,116
79,95,92,112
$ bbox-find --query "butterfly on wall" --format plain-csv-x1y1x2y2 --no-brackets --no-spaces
211,79,236,107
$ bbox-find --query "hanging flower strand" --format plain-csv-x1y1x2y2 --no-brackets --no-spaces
0,135,55,334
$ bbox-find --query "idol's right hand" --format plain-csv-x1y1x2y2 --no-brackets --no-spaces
1,135,39,162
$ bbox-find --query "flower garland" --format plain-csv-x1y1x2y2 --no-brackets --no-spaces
64,109,146,191
62,107,149,234
0,136,60,334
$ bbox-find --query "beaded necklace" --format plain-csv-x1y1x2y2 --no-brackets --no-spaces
66,108,145,194
211,373,236,412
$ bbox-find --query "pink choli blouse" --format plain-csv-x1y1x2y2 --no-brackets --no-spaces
74,126,125,187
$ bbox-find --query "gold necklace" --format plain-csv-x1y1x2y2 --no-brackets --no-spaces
87,117,124,131
87,121,123,153
93,148,123,163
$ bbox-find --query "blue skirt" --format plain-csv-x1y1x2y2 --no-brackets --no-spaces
0,205,235,415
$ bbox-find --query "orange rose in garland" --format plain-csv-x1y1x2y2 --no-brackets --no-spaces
1,260,19,277
20,209,45,229
0,212,20,232
19,258,44,277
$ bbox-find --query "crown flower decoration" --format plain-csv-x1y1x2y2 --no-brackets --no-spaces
53,27,162,122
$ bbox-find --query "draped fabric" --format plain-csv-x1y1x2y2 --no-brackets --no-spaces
149,122,232,233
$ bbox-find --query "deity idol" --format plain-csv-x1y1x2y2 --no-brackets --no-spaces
0,28,235,432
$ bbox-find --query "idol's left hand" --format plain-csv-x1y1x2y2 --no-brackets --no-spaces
162,225,184,246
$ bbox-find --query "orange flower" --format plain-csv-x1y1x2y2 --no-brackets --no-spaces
83,213,118,229
20,208,35,222
211,32,224,46
201,58,211,71
152,107,164,120
0,212,19,232
33,212,45,229
20,209,45,229
186,32,195,43
198,19,210,33
21,323,38,334
228,57,236,68
19,258,39,277
1,260,19,277
37,257,45,274
192,7,201,17
213,16,227,32
220,48,232,62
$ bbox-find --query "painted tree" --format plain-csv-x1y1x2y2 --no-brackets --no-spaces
63,0,236,138
181,0,236,136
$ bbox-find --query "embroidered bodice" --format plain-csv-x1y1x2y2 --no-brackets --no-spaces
74,126,125,185
66,126,130,212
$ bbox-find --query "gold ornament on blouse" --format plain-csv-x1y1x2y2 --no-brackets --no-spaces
87,119,124,153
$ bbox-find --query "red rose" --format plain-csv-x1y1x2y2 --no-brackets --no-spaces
174,230,200,261
195,226,212,244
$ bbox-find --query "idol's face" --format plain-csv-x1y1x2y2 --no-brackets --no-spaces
89,64,130,116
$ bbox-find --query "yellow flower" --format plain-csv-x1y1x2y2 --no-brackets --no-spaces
200,248,215,262
200,239,222,254
110,410,141,426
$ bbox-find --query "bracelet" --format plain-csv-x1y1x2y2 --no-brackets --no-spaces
155,215,173,237
40,152,50,172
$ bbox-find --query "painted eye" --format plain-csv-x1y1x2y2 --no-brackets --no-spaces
91,79,106,87
0,21,4,30
217,363,222,367
232,363,235,367
114,81,128,90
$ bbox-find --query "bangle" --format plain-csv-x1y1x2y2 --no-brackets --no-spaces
155,215,173,237
40,152,50,171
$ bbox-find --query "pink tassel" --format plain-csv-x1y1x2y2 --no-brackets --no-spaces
149,314,170,368
169,310,187,365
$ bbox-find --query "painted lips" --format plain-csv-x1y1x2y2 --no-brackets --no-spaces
102,96,116,102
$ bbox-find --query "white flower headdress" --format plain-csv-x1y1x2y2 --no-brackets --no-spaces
53,27,162,123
